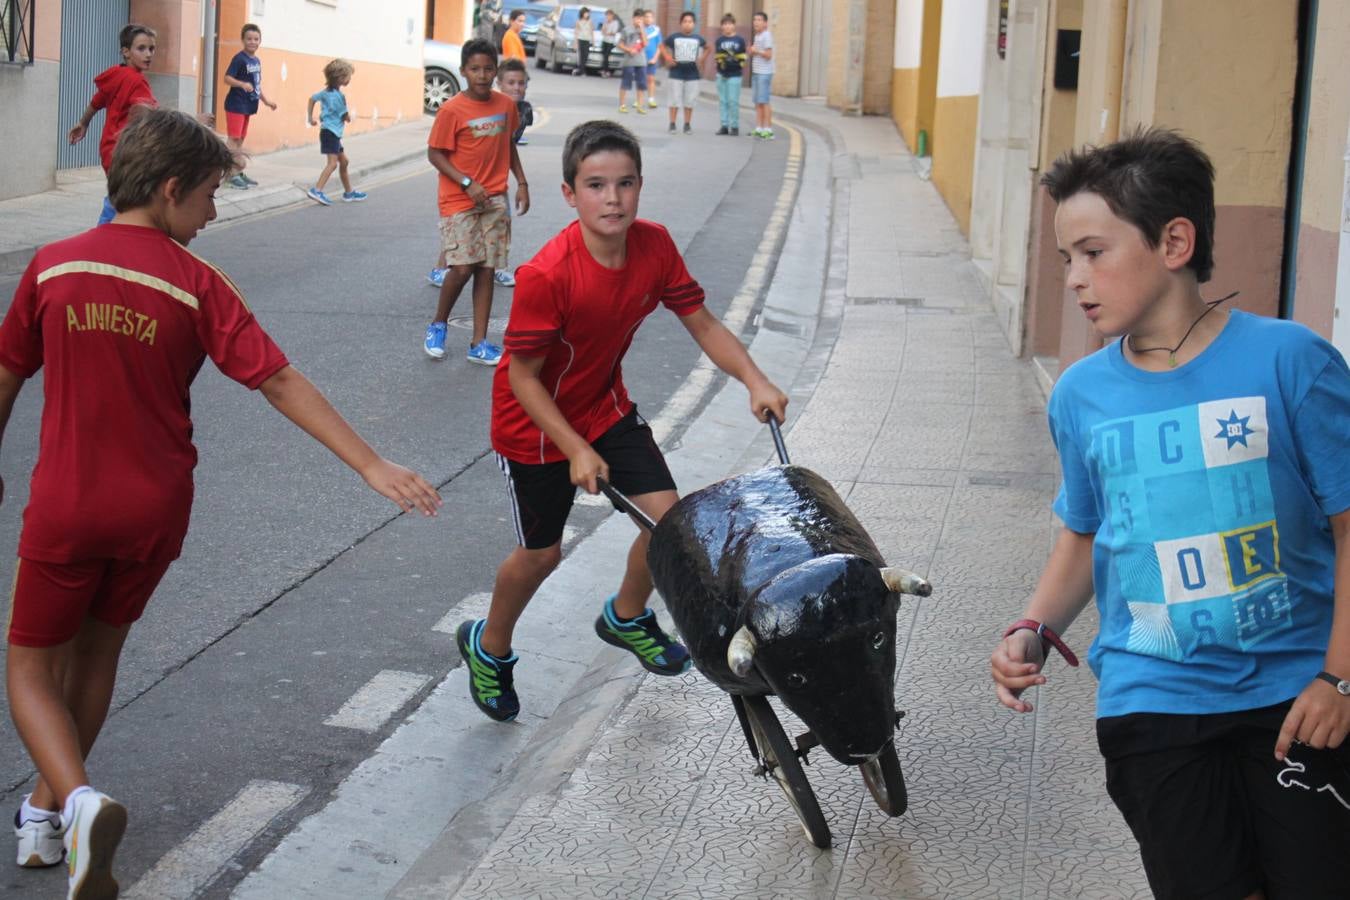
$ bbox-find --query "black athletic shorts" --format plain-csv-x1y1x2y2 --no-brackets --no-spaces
496,408,676,549
1097,701,1350,900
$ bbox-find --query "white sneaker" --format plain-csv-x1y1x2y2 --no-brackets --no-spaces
64,791,125,900
14,797,64,867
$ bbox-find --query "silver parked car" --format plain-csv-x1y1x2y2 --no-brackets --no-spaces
534,5,622,74
423,39,463,114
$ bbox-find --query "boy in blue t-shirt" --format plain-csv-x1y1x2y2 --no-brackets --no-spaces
305,58,366,206
221,23,276,189
990,128,1350,899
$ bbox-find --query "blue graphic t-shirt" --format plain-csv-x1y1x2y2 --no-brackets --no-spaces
644,24,662,62
310,88,347,137
1049,311,1350,718
224,51,262,115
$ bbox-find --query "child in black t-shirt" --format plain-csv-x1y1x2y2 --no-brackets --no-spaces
221,23,277,189
713,14,747,135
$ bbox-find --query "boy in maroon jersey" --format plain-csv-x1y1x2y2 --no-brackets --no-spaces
454,120,788,722
1,109,441,898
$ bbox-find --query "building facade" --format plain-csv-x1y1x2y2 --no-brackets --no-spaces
0,0,423,203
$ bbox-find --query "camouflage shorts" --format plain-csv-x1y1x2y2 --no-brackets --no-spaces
439,195,511,268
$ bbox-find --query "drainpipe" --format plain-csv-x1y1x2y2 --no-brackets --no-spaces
1334,121,1350,357
844,0,866,114
1098,0,1127,142
199,0,217,119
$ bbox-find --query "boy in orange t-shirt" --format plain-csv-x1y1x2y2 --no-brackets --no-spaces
424,39,529,367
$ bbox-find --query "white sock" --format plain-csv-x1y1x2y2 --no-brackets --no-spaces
61,786,94,825
20,796,60,824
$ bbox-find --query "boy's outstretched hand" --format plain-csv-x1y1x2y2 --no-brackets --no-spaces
1274,677,1350,760
361,458,443,517
991,630,1048,713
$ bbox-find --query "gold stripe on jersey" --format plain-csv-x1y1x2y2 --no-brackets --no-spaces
183,246,252,313
36,261,199,311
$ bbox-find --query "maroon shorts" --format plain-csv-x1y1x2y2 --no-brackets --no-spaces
225,111,251,140
6,557,173,647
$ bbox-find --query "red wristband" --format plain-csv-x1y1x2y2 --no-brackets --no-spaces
1004,619,1079,667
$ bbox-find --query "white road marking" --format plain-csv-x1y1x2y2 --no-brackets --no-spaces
432,592,493,634
122,780,307,900
323,670,433,733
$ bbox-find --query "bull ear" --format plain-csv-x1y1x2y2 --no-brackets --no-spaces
880,566,932,597
727,625,757,677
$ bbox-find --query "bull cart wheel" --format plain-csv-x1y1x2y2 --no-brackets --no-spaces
859,744,907,816
735,695,832,849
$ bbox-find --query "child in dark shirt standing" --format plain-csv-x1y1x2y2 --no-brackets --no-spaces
454,120,788,722
222,23,278,189
306,59,367,206
714,14,747,135
67,24,159,225
5,108,440,900
661,11,708,135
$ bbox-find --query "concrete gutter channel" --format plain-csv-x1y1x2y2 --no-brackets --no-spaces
227,115,840,899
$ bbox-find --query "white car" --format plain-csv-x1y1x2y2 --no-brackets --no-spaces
424,40,463,114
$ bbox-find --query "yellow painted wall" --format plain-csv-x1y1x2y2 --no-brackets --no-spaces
916,0,941,151
892,67,921,152
930,93,977,232
762,0,802,96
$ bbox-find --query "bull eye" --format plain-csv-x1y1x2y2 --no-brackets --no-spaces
872,632,886,650
786,673,807,688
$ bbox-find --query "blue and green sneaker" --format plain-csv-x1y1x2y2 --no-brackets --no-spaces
594,595,692,676
455,619,519,721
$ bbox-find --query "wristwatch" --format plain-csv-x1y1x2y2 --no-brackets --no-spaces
1316,671,1350,696
459,175,472,189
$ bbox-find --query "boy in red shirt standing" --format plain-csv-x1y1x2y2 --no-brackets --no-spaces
3,109,441,898
423,39,529,367
455,120,788,722
67,24,159,226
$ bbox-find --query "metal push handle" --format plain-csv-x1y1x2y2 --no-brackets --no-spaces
767,414,790,465
597,477,657,532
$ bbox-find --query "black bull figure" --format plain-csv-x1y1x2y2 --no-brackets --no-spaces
647,464,932,766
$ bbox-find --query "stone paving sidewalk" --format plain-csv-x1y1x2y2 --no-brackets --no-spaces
446,105,1151,899
0,118,432,276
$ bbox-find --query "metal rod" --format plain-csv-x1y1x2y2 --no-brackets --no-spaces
767,415,790,465
597,477,657,532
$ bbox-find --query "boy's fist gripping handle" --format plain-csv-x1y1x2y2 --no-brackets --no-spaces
1004,619,1080,667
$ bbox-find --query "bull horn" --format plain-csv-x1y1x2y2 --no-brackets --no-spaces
727,625,757,678
880,566,932,597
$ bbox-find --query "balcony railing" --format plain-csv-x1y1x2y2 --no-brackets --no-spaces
2,0,34,65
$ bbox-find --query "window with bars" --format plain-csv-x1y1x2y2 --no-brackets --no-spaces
1,0,35,65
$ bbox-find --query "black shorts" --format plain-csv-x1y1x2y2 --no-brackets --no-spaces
497,409,676,549
319,128,344,155
1097,702,1350,900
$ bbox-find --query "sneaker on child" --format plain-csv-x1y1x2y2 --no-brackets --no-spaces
456,619,520,721
227,174,250,190
63,789,126,900
467,340,503,367
594,595,691,676
683,123,692,135
14,796,63,868
424,322,447,359
240,172,259,186
494,270,516,287
306,187,332,206
342,190,368,202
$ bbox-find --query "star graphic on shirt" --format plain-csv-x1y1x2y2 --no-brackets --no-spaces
1214,409,1255,449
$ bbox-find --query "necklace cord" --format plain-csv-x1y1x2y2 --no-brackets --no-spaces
1125,291,1240,366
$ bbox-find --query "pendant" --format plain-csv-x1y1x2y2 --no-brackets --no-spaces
1168,352,1178,368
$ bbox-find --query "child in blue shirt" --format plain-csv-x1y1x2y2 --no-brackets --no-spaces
305,58,366,206
990,128,1350,900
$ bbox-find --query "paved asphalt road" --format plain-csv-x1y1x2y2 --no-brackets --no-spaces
0,69,792,897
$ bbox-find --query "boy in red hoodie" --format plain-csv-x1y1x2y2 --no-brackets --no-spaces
67,24,159,226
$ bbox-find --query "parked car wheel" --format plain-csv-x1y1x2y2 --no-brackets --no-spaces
424,67,460,114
